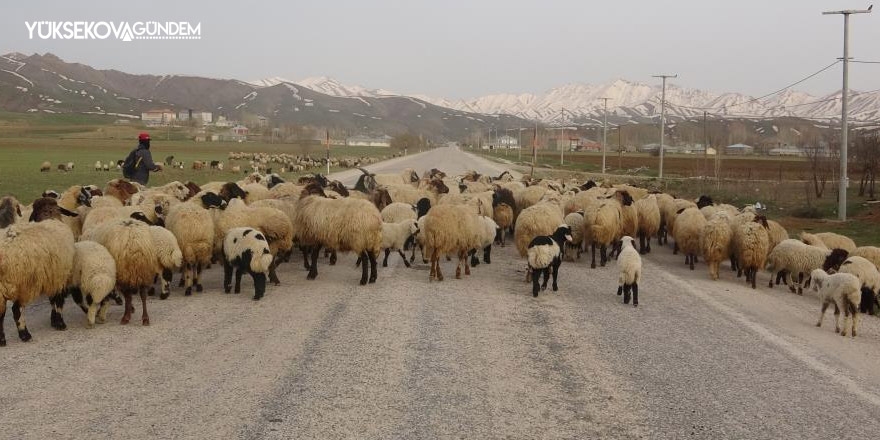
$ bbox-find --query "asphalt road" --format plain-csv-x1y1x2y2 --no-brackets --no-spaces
2,146,880,439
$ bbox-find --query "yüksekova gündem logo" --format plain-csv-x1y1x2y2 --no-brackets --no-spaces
25,21,201,42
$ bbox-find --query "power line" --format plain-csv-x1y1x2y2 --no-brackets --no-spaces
667,60,841,111
851,59,880,64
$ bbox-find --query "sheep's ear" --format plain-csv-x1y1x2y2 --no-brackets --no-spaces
59,207,78,217
16,205,21,217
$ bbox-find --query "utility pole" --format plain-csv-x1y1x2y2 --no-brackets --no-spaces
531,121,538,177
652,74,677,180
703,111,708,177
559,107,565,166
617,125,623,170
518,127,523,162
325,129,330,175
824,6,872,221
600,97,611,174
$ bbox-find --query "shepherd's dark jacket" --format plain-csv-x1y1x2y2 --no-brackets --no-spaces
130,142,157,185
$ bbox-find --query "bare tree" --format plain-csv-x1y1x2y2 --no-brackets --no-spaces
855,133,880,199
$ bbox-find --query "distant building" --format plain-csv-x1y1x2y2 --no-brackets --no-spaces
768,145,806,157
177,110,213,123
231,125,249,136
724,143,755,155
347,134,392,147
257,116,269,128
496,135,519,149
141,109,176,125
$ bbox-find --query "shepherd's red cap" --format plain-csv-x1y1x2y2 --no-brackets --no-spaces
138,132,151,141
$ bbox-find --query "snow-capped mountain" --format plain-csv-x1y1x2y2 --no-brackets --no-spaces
254,76,398,98
289,76,880,124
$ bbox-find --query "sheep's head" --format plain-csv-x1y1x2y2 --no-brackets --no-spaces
553,224,573,244
184,182,201,201
77,186,93,207
267,174,285,189
580,180,598,191
328,181,350,198
752,215,769,229
41,190,59,199
167,181,189,201
428,178,450,194
615,190,634,206
696,195,714,209
822,249,850,272
406,169,420,183
428,168,446,179
809,269,827,291
83,185,103,197
416,197,431,218
301,183,328,199
372,188,392,211
620,235,637,249
0,196,21,228
129,211,153,225
108,179,139,203
219,182,247,201
29,197,78,222
200,192,227,210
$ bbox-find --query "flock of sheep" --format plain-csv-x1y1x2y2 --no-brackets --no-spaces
1,163,878,347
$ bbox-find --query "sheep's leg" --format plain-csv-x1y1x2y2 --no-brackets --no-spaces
463,250,471,276
302,247,312,270
484,245,491,264
359,251,370,285
68,287,88,313
690,254,696,271
223,261,234,293
195,263,204,292
383,249,390,267
551,261,559,292
86,301,98,329
268,261,281,286
434,250,443,281
750,268,757,289
590,242,597,269
307,245,322,280
140,287,150,326
796,273,804,295
97,300,109,324
532,268,540,297
12,301,31,342
355,255,362,267
816,301,829,328
638,233,646,254
729,254,738,272
632,283,639,306
252,272,267,301
541,268,549,290
178,267,186,287
851,302,860,337
329,250,337,266
600,244,607,267
469,249,480,267
455,252,463,279
398,250,411,268
623,284,631,304
368,252,378,283
0,301,6,346
409,244,417,263
617,283,623,295
50,293,67,331
234,268,244,293
833,302,841,333
185,263,194,296
673,242,679,255
160,268,173,299
500,228,506,247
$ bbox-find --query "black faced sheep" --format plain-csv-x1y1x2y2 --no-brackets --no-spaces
616,236,642,306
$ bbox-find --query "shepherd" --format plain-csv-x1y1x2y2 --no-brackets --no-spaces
122,132,161,185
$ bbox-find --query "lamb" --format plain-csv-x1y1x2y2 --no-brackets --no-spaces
147,226,183,299
87,218,159,326
66,241,117,328
379,219,419,267
736,215,771,289
294,184,382,285
469,215,498,266
40,161,51,172
835,256,880,315
633,194,660,254
811,269,862,337
700,211,733,280
0,198,77,345
800,231,857,252
616,236,642,306
213,198,293,285
673,207,707,270
222,227,274,300
562,210,585,261
423,204,482,281
527,225,572,297
514,202,565,259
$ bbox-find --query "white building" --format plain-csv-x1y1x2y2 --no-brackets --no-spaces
347,135,392,147
141,109,176,125
496,135,519,149
177,110,213,123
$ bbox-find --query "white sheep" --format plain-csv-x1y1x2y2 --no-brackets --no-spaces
800,231,857,252
563,211,585,261
380,219,419,268
835,256,880,315
616,236,642,306
469,215,498,266
851,246,880,269
527,225,572,297
222,227,274,300
673,207,706,271
165,192,227,296
67,241,117,328
811,269,862,337
381,202,417,223
736,215,771,289
634,194,660,254
423,204,482,281
0,200,76,344
148,226,183,299
765,239,849,294
700,211,732,281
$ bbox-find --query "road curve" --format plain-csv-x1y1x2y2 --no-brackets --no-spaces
2,147,880,439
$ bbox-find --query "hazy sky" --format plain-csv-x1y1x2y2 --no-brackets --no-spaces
3,0,879,99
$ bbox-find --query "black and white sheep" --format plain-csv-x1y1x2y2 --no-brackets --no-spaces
222,227,274,300
526,224,572,297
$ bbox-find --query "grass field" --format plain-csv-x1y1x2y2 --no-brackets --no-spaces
0,113,398,201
